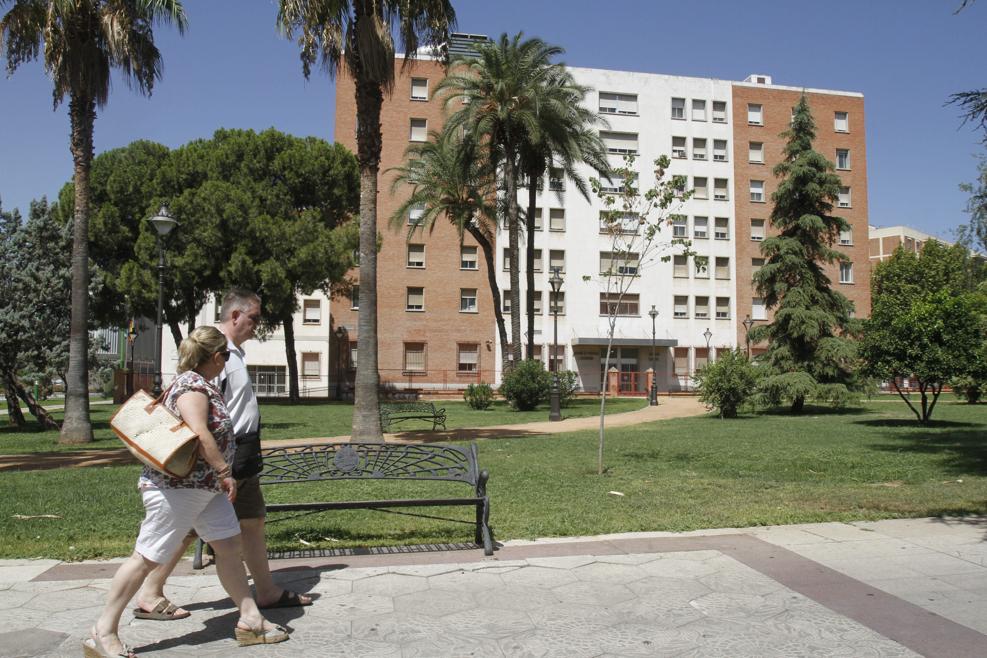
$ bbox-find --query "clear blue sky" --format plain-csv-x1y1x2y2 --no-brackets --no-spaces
1,0,983,240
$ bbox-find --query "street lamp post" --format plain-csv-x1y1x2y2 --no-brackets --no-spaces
742,314,755,359
648,305,659,406
548,267,563,422
126,319,139,397
149,207,178,396
703,327,713,363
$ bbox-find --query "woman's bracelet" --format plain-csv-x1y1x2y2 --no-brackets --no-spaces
215,464,232,479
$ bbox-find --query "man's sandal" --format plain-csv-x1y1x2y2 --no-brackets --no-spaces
258,589,312,609
234,622,289,646
82,627,137,658
132,597,190,621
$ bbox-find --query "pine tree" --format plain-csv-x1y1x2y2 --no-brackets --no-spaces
753,94,857,413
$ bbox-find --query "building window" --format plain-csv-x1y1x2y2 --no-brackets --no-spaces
838,186,851,208
695,296,710,320
549,249,565,273
840,262,854,284
715,257,730,280
549,208,566,232
350,286,359,310
600,251,640,276
715,297,730,320
712,101,727,123
694,216,708,239
672,215,688,238
751,218,766,241
750,180,765,202
714,217,729,240
752,298,767,321
533,249,543,273
713,178,729,201
599,91,637,115
503,248,511,271
751,258,765,280
673,254,689,278
300,352,321,380
248,365,286,396
406,287,424,311
601,131,638,155
749,142,764,163
548,167,565,192
691,99,706,121
302,299,321,325
672,136,687,159
671,97,685,120
403,343,426,373
213,293,223,322
673,347,689,375
460,288,477,313
839,228,853,246
599,170,635,194
348,341,358,370
407,243,425,268
694,176,708,200
548,344,566,372
695,256,709,278
408,204,425,225
834,111,849,132
411,78,428,101
674,296,689,319
549,290,565,315
836,149,850,170
599,211,640,235
532,291,543,314
502,289,511,314
457,343,479,373
713,140,728,162
747,103,763,126
600,293,639,316
529,207,543,231
692,138,707,161
409,118,427,142
460,245,478,270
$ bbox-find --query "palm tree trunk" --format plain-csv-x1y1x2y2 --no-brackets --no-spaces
351,64,384,442
504,155,522,366
59,94,96,444
467,225,510,375
282,310,300,403
525,167,537,360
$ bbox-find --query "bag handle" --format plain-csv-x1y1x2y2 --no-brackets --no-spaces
144,382,176,414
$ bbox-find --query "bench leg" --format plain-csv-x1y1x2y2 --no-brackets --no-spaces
477,498,493,555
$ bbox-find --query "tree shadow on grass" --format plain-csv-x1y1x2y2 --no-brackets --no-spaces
870,429,987,477
855,418,980,429
757,405,873,417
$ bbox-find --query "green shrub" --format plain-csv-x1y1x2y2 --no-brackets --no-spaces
463,382,495,410
694,349,757,418
499,359,551,411
951,375,986,404
556,370,580,408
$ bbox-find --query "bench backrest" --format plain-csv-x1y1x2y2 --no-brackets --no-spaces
380,402,436,415
259,442,477,486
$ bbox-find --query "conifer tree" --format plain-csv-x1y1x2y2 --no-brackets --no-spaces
753,94,857,413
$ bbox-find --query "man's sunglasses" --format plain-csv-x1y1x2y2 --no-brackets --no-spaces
217,349,231,362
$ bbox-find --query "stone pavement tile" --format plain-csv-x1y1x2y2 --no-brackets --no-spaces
352,612,445,644
637,556,721,579
571,560,649,584
624,575,712,602
596,552,666,565
866,575,963,597
0,628,68,658
883,552,986,577
22,583,105,612
524,555,597,569
855,517,987,542
596,623,705,657
0,607,53,633
938,571,987,590
500,565,578,588
796,522,890,542
689,590,791,622
391,588,474,617
482,584,563,611
527,601,621,634
0,560,60,582
698,566,787,596
427,569,505,592
439,607,535,639
352,573,429,597
552,579,636,606
608,592,706,629
386,563,465,578
317,591,395,620
748,525,841,547
403,634,505,657
499,627,609,658
782,538,937,562
796,555,927,581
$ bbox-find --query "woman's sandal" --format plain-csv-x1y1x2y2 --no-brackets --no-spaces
82,626,137,658
235,622,289,646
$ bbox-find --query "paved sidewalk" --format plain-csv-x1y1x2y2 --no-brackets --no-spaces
1,517,985,657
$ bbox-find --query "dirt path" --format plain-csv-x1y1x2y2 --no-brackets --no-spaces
0,396,707,472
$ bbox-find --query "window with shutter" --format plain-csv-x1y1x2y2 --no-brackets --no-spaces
302,299,321,325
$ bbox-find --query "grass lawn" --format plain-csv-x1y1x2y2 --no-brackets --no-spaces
2,398,986,561
0,396,648,454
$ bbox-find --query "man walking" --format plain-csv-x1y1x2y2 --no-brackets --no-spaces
134,289,311,620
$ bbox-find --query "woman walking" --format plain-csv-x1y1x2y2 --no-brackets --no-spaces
85,326,288,657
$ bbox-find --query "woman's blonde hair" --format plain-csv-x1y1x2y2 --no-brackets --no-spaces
177,326,228,374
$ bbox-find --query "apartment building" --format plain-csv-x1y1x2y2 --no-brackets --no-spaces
869,225,939,262
325,44,871,395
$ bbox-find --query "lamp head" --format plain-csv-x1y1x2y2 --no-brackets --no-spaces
148,206,178,237
549,266,564,293
648,305,658,321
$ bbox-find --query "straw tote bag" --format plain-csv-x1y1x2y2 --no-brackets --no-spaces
110,388,200,478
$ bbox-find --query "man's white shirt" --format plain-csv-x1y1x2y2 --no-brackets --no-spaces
215,338,260,435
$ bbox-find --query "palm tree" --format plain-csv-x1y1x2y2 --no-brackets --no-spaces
438,33,606,367
278,0,455,442
1,0,187,443
517,67,608,358
388,128,511,373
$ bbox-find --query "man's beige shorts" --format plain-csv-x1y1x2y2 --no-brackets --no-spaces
232,474,266,520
